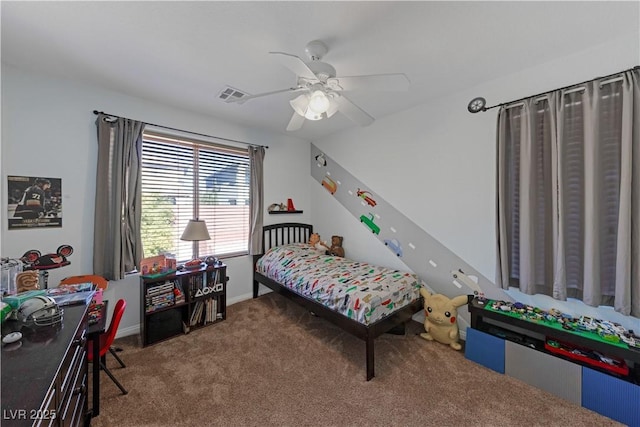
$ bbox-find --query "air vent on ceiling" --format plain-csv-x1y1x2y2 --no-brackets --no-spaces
218,86,249,103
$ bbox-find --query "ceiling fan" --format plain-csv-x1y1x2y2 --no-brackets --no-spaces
229,40,410,131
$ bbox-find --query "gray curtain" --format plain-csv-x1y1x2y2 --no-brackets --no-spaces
619,70,640,316
248,146,265,255
496,69,639,316
94,114,145,280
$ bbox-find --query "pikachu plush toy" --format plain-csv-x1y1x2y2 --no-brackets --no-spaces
419,288,473,350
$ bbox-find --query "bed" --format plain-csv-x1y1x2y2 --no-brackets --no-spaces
252,222,423,380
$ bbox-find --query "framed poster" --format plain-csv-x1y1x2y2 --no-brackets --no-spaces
7,176,62,229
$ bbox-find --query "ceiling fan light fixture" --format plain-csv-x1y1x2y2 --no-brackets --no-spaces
304,110,323,121
290,94,310,116
325,96,339,118
308,90,330,114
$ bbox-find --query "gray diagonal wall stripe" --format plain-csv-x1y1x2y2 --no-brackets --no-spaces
310,143,510,332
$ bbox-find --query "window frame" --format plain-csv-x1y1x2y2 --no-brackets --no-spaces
140,129,251,263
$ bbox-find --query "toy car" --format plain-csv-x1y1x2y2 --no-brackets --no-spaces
21,245,73,270
360,213,380,235
322,176,337,195
356,189,377,207
384,239,403,257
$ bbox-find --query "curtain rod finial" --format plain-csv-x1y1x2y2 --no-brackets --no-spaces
467,97,487,113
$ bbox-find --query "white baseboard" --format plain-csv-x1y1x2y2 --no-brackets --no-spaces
227,292,255,306
115,324,140,339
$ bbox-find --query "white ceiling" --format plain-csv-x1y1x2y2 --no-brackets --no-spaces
2,1,638,141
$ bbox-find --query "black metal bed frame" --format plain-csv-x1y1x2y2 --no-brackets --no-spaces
252,222,422,380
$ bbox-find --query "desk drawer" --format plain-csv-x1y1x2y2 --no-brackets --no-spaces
58,331,87,427
32,385,57,427
59,367,86,427
59,331,86,398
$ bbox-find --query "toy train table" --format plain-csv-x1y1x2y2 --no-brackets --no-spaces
468,298,640,376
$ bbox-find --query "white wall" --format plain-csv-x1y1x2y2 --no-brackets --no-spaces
2,32,639,337
311,34,640,332
1,65,310,335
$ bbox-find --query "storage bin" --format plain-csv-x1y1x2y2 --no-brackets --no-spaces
1,258,23,296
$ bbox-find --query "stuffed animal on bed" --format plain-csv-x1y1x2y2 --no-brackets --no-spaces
419,288,473,350
325,235,345,257
308,233,330,251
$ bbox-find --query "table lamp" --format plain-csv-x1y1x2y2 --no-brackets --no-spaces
180,219,211,268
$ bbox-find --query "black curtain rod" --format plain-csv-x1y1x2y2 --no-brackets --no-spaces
469,65,640,113
92,110,268,149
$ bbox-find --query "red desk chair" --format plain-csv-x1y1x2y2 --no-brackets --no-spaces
61,274,123,355
88,298,128,395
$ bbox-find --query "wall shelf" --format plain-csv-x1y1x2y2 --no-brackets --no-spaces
268,210,303,214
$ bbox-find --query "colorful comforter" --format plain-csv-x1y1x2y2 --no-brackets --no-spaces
256,243,422,325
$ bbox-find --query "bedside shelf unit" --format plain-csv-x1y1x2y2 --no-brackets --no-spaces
140,263,227,347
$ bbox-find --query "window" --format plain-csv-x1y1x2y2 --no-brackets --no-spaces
497,71,637,313
140,131,251,262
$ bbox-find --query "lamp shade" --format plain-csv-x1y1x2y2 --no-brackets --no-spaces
180,219,211,241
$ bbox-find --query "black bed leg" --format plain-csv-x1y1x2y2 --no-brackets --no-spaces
366,337,375,381
253,280,259,298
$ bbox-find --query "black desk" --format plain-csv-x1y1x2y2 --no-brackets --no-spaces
87,301,107,418
1,303,89,426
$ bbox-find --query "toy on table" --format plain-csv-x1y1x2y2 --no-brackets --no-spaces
419,288,473,350
141,254,176,276
16,271,39,293
87,303,104,325
21,245,73,270
484,299,640,349
19,245,74,289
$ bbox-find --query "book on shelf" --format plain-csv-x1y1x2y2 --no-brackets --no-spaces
188,272,211,299
147,281,173,293
196,298,217,325
208,269,220,288
145,286,176,312
188,297,220,326
147,294,174,304
189,300,203,326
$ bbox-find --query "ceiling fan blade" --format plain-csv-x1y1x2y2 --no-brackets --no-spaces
327,73,410,92
226,87,302,104
269,52,318,81
333,95,375,127
286,112,305,131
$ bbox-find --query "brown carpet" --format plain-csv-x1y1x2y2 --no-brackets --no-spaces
90,293,621,427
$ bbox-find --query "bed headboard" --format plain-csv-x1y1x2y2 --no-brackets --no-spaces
262,223,313,253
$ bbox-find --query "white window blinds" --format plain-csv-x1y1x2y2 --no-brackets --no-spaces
141,131,250,262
